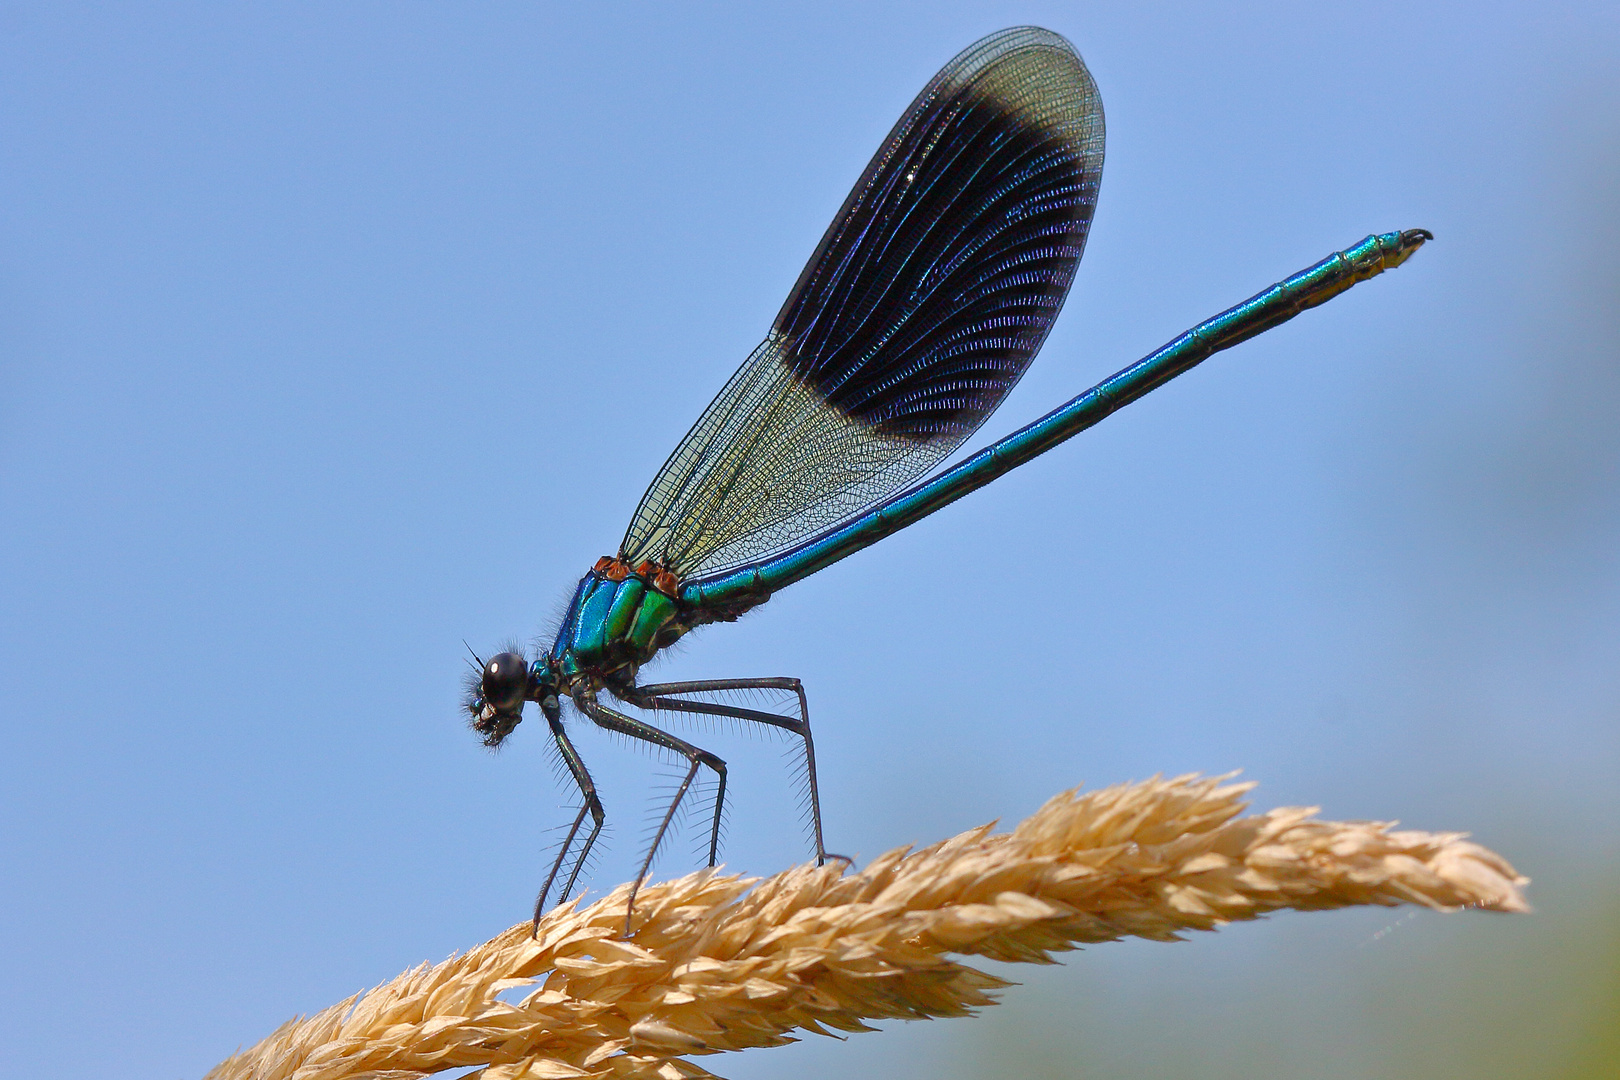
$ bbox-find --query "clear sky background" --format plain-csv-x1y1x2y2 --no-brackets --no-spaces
3,3,1618,1078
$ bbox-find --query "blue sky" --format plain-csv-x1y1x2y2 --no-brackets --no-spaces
3,4,1618,1078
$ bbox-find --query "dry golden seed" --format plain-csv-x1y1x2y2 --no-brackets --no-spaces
205,776,1527,1080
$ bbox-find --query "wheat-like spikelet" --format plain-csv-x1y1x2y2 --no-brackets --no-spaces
206,775,1527,1080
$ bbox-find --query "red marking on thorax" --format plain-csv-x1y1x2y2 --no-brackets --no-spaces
593,555,681,598
635,560,682,598
593,555,631,581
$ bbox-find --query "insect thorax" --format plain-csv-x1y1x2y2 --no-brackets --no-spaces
548,558,689,683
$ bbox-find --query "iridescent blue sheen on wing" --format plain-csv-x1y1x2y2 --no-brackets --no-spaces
620,28,1103,580
774,27,1104,444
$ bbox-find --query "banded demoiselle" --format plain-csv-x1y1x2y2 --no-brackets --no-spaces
463,27,1430,931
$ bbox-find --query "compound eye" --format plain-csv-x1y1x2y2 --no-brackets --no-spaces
481,651,530,713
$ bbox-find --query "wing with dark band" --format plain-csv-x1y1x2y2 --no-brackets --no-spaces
620,27,1105,581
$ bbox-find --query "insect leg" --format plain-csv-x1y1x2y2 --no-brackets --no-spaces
572,689,726,934
534,711,605,931
623,677,849,867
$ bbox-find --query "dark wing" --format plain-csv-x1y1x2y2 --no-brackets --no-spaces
620,27,1104,580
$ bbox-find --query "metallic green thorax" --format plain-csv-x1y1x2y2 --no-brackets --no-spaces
548,568,688,683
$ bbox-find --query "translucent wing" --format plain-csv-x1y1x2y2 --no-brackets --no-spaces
620,27,1105,580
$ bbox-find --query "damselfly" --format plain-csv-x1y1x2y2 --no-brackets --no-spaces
464,27,1430,931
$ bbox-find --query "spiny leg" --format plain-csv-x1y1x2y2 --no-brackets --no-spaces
533,711,605,933
622,677,849,867
572,689,726,934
